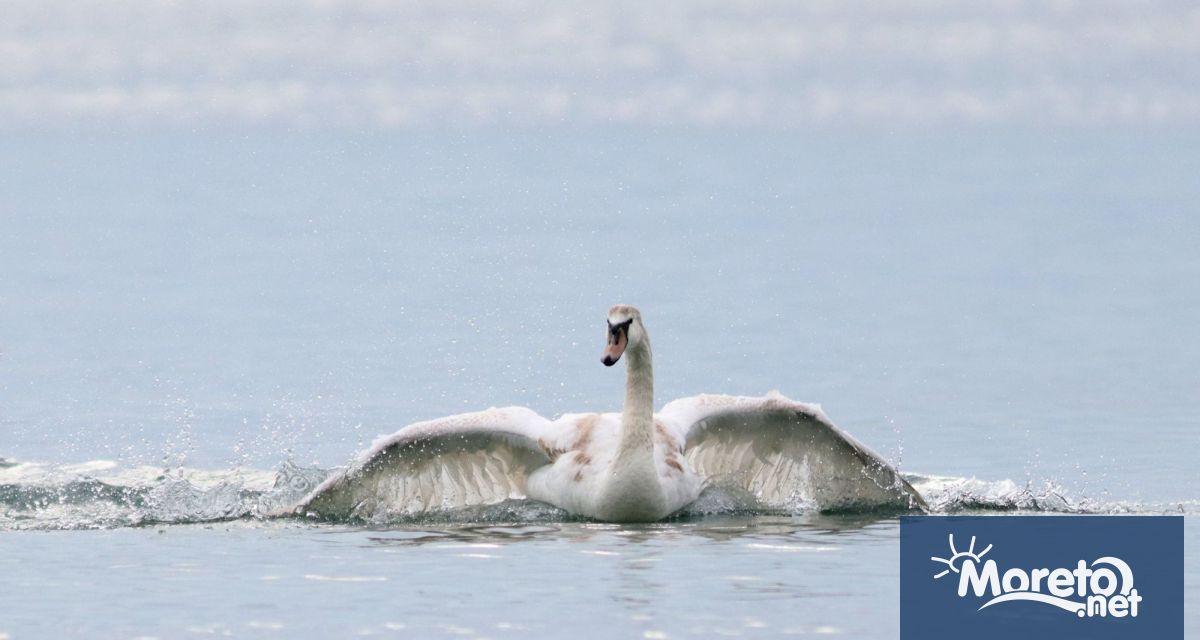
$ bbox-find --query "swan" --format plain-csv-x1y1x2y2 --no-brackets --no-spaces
295,305,925,522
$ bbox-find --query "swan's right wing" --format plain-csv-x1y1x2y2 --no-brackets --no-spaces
294,407,554,520
660,393,926,512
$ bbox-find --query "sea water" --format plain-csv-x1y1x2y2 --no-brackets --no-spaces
0,130,1197,638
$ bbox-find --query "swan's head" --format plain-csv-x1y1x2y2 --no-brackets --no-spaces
602,304,643,366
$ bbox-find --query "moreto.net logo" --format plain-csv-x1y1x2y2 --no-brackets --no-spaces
900,516,1182,640
931,533,1140,618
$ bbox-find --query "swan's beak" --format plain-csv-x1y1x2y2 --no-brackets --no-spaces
602,322,628,366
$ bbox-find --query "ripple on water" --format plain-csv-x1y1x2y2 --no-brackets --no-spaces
744,543,839,552
302,574,388,582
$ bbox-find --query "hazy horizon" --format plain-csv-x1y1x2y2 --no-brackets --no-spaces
4,0,1199,131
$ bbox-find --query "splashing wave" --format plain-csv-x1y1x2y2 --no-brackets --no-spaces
0,460,1192,531
0,459,329,530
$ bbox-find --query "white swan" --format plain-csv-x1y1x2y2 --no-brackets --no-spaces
295,305,925,522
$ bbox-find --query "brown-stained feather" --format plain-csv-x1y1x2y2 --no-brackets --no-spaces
539,437,565,461
571,450,592,482
655,419,684,453
573,414,600,450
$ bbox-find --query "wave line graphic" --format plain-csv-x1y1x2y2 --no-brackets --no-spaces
978,592,1085,614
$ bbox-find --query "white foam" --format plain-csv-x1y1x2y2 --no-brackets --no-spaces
0,460,276,491
302,575,387,582
0,459,332,531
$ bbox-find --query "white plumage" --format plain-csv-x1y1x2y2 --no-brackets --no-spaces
296,306,925,522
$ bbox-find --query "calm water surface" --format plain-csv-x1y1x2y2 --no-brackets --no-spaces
3,516,909,639
0,130,1197,638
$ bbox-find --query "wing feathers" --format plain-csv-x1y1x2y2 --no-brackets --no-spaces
664,395,926,511
295,395,924,520
295,408,552,520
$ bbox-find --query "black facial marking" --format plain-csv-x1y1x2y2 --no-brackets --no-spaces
608,318,632,343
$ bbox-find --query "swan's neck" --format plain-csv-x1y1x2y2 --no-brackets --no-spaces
602,327,668,520
617,337,654,460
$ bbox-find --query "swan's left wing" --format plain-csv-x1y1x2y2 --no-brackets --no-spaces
294,407,553,520
659,393,926,512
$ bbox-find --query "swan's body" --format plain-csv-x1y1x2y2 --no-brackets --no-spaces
296,305,925,522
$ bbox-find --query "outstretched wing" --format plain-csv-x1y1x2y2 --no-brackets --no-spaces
659,393,926,511
295,407,554,520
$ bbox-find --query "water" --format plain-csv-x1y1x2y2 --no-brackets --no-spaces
1,129,1197,638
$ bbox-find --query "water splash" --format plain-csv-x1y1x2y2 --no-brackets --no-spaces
0,460,1193,531
904,473,1198,516
0,459,331,530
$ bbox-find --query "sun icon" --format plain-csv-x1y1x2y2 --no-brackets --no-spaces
930,534,992,580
